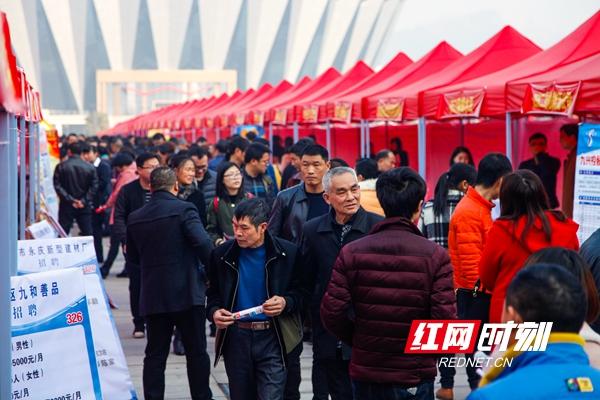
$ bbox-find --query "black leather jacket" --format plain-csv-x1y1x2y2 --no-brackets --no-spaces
268,183,308,244
207,232,307,367
53,156,98,208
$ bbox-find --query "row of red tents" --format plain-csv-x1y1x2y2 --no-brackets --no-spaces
0,12,43,122
105,10,600,136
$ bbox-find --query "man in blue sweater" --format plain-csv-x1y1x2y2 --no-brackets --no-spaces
469,264,600,399
207,198,306,400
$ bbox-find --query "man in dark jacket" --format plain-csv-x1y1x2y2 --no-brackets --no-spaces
321,167,456,399
301,167,382,400
518,132,560,208
126,166,213,400
189,146,216,208
269,144,330,245
83,144,112,263
53,142,99,235
112,152,160,336
268,144,330,399
207,198,306,400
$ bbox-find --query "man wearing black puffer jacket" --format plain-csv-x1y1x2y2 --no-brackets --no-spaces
207,198,307,400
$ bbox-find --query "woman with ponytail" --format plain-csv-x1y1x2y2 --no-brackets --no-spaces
420,163,477,248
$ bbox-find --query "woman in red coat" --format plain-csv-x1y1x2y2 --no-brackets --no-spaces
479,169,579,323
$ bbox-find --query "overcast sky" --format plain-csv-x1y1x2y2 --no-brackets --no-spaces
375,0,599,67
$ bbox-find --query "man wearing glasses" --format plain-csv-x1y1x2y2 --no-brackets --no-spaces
189,146,216,210
113,152,161,338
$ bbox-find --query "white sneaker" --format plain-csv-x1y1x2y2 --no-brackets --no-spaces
133,330,145,339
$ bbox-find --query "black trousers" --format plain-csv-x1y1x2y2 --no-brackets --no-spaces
143,306,212,400
101,226,122,272
284,342,303,400
58,204,93,236
312,358,352,400
128,263,144,331
91,211,105,263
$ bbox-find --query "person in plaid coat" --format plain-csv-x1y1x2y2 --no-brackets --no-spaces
419,163,477,248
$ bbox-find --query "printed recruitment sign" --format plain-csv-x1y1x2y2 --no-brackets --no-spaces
17,236,137,399
573,123,600,243
11,268,101,400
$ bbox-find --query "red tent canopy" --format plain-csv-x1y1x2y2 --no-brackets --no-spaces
211,83,274,127
202,89,256,128
266,67,341,125
428,11,600,119
508,51,600,115
364,26,541,121
349,42,463,121
292,61,374,123
246,76,312,125
341,52,412,97
233,80,294,126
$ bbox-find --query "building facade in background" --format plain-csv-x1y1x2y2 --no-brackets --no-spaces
0,0,403,133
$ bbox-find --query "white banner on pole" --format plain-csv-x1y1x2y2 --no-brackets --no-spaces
11,268,101,400
17,236,137,399
573,123,600,243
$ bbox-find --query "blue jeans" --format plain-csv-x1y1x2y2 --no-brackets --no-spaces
353,380,434,400
223,324,286,400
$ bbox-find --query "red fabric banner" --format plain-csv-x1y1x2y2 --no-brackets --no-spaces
522,82,581,116
436,89,485,119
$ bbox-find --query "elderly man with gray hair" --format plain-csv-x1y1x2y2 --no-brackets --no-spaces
300,167,383,400
126,166,213,400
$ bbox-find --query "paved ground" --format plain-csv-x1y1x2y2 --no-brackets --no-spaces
103,243,473,399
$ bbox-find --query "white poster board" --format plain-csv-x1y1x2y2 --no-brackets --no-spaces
17,236,137,399
573,123,600,243
11,268,102,399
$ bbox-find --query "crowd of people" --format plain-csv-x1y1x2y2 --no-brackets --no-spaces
50,125,600,400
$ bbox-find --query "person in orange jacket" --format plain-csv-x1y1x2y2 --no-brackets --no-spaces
449,153,512,292
445,153,512,397
479,169,579,323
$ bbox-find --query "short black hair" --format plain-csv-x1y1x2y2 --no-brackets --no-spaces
136,152,160,167
80,142,91,153
376,167,426,219
529,132,547,143
560,123,578,137
158,143,175,155
475,153,512,188
244,143,270,164
330,158,349,169
111,152,135,168
507,263,586,333
301,144,329,161
85,145,98,154
168,153,193,170
187,146,209,159
68,142,82,155
355,158,378,180
234,198,270,228
152,133,165,142
228,136,249,156
216,139,229,153
375,149,393,162
245,131,257,142
290,138,314,157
